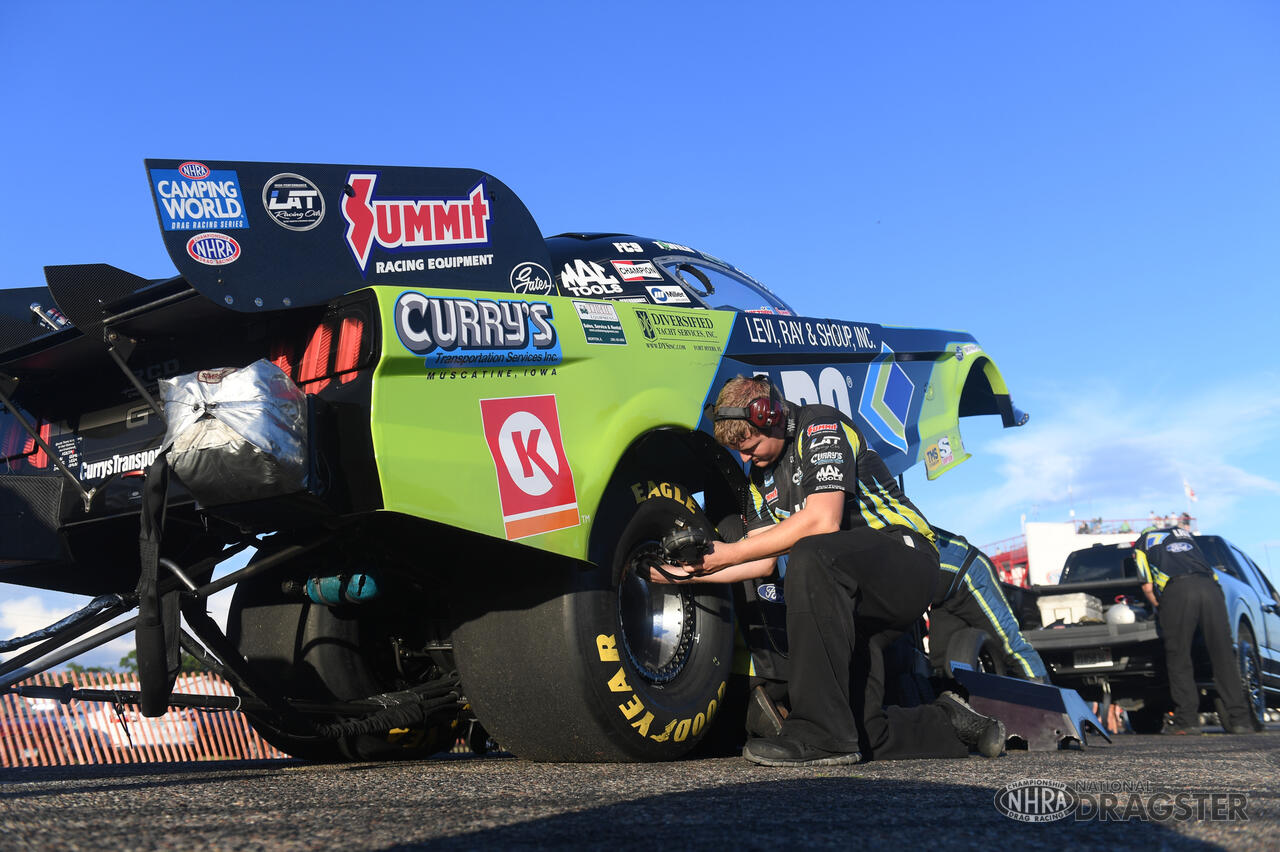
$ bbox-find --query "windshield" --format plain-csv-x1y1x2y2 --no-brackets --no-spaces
656,259,795,315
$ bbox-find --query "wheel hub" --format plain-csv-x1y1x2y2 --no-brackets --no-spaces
618,541,697,684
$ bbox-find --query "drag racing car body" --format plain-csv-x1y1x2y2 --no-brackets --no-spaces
0,160,1026,762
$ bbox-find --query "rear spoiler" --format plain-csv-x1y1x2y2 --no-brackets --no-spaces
0,159,551,368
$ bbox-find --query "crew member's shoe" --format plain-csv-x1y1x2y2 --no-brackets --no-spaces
745,685,786,738
1224,721,1258,735
936,691,1006,757
742,736,860,767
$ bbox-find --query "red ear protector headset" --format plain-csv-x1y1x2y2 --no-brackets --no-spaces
709,377,793,434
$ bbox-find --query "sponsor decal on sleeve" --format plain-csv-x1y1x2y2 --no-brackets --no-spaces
342,173,491,274
262,173,324,231
151,163,248,231
574,300,627,345
186,232,241,266
480,394,579,539
610,259,664,282
395,292,561,369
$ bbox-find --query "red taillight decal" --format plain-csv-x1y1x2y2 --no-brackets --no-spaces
335,317,364,384
21,421,51,469
270,340,296,383
298,323,333,393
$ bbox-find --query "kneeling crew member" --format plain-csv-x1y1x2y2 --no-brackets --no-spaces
651,376,1005,766
1134,526,1254,735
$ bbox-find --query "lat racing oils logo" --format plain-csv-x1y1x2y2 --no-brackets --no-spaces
262,173,324,231
479,394,579,539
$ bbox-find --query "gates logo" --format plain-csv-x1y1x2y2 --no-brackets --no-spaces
480,395,580,540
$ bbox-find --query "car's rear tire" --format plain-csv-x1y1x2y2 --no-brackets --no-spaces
452,487,735,761
227,551,454,762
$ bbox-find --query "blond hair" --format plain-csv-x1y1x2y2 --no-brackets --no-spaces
712,375,776,447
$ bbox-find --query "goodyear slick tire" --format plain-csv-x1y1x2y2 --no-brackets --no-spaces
943,627,1007,679
227,559,450,762
452,487,734,762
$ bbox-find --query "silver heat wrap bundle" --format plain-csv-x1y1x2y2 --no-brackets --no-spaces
159,359,308,506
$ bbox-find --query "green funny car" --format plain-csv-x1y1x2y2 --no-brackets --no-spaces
0,160,1026,762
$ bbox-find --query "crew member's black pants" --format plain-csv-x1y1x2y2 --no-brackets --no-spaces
1158,573,1248,729
779,527,968,760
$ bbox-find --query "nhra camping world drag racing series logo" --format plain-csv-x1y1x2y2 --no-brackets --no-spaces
994,779,1249,824
394,292,561,370
342,172,492,274
261,173,324,231
150,162,248,231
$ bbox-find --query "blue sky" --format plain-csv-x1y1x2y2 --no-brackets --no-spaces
2,2,1279,667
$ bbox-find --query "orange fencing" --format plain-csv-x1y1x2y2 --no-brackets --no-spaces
0,670,289,767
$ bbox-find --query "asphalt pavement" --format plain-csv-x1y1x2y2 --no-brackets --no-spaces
1,727,1277,851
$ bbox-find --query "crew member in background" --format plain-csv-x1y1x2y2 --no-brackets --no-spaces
929,528,1049,681
650,375,1005,766
1134,526,1255,735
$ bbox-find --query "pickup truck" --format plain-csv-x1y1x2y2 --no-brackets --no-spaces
1005,536,1280,732
0,159,1026,762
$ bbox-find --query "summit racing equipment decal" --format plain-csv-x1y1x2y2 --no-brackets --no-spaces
150,164,247,231
186,232,241,266
394,292,561,369
342,173,492,273
262,173,324,231
480,394,579,540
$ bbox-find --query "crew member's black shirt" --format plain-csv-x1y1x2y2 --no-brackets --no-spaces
745,403,935,547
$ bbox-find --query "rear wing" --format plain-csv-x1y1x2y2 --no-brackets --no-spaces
145,159,550,312
0,160,551,370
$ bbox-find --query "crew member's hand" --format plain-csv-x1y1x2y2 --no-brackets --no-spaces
648,541,730,583
648,560,700,583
